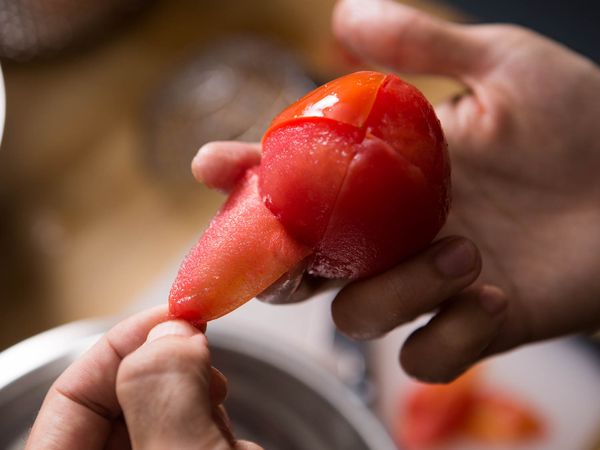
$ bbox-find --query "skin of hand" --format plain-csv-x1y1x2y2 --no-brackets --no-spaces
192,0,600,383
26,306,263,450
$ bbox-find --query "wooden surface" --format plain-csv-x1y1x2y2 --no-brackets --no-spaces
0,0,462,349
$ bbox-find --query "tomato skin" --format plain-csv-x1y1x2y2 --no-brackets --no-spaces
169,170,310,322
268,71,386,130
397,370,544,449
365,75,450,224
311,134,437,278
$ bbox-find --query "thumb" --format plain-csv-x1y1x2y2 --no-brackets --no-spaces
333,0,489,79
116,321,233,450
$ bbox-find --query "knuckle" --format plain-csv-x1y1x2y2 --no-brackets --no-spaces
473,23,535,45
484,100,514,145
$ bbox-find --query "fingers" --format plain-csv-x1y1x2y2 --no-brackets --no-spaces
333,0,489,80
26,306,168,450
210,367,229,406
400,285,508,383
235,441,265,450
333,0,500,154
116,320,234,450
332,236,481,339
192,141,261,192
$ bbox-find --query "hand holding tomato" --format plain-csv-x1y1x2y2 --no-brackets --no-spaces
194,0,600,382
171,71,449,322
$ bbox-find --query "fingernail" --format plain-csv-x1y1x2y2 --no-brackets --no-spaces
434,238,478,278
479,285,507,315
146,320,200,343
346,328,387,341
191,144,214,178
345,0,383,21
191,144,207,166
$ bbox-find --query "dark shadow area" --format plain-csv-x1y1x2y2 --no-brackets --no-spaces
0,198,55,349
446,0,600,63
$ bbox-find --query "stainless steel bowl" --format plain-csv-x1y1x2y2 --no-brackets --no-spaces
0,319,396,450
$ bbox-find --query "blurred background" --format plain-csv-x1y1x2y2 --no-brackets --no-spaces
1,0,600,449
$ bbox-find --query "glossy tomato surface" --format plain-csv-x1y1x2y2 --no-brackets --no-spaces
268,71,386,130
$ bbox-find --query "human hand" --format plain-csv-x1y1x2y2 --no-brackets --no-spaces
191,0,600,383
26,307,262,450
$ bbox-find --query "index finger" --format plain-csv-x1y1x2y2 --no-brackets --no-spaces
332,237,481,339
26,306,169,450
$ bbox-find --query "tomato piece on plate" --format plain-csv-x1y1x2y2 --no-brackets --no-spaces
463,392,544,442
397,370,479,450
169,169,311,323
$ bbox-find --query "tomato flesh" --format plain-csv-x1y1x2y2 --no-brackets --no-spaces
397,370,544,449
365,75,450,221
169,170,311,322
463,393,544,442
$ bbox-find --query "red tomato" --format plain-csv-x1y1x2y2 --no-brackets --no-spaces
169,71,449,322
261,71,449,278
